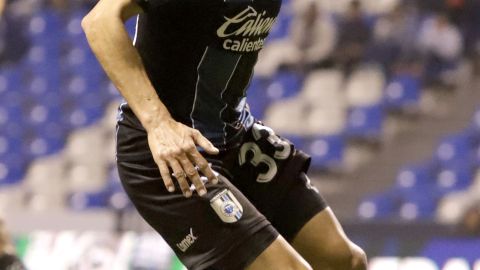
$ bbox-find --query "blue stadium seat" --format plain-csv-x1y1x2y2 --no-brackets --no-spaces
398,191,438,220
24,104,62,129
394,163,436,193
0,102,23,127
435,164,473,194
434,133,473,167
345,104,384,140
383,74,421,111
0,69,22,95
305,135,344,170
358,190,401,219
69,191,111,210
65,9,89,42
0,153,28,186
265,71,302,101
28,9,63,43
246,77,270,119
283,135,306,152
267,11,292,41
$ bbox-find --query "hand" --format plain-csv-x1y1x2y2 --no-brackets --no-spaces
146,118,219,198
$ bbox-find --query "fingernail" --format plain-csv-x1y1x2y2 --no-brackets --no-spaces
168,186,175,192
185,191,192,198
212,177,219,184
199,189,207,196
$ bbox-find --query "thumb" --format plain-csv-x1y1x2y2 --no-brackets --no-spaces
192,130,219,155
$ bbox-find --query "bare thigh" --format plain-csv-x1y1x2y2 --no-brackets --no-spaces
291,208,367,270
247,235,312,270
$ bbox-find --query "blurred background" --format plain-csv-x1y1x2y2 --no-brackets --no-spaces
0,0,479,269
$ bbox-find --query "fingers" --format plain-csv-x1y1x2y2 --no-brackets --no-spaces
169,159,192,198
158,160,175,193
188,151,218,185
178,154,207,196
191,129,219,155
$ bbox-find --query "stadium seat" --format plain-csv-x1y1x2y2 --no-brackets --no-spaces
266,11,292,41
0,153,28,185
394,163,436,192
265,71,302,100
300,69,344,104
434,133,473,167
344,104,384,140
399,191,439,220
345,67,385,107
383,74,421,112
0,68,22,95
305,135,345,170
69,190,111,210
0,102,23,126
358,189,401,219
435,164,474,194
263,98,308,135
28,9,63,43
307,106,346,136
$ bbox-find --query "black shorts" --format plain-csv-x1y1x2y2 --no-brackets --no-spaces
116,105,328,270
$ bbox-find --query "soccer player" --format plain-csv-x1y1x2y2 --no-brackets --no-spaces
82,0,367,269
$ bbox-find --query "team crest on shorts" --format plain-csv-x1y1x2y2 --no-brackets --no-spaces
210,189,243,223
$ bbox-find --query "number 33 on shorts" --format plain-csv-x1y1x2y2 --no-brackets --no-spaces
238,123,292,183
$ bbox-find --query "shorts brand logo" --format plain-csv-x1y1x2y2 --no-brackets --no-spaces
176,228,198,252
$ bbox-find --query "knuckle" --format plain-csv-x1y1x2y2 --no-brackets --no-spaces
183,143,196,152
171,148,182,156
197,162,209,170
186,169,197,177
191,129,201,136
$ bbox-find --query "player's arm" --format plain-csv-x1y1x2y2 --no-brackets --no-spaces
81,0,219,198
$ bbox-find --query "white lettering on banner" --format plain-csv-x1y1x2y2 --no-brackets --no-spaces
217,6,276,53
400,258,439,270
443,259,470,270
474,260,480,270
369,257,401,270
369,257,480,270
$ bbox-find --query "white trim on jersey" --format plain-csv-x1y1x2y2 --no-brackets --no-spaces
219,55,243,145
190,46,210,129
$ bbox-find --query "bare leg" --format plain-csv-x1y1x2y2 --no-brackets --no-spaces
247,235,312,270
292,208,367,270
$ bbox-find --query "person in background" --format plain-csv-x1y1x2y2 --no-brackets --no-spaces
0,220,25,270
255,0,336,77
417,12,463,86
0,0,31,67
370,2,421,77
334,0,371,76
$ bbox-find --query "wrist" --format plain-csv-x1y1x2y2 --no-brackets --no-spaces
140,109,173,132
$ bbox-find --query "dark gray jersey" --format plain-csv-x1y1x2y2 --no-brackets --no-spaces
131,0,281,147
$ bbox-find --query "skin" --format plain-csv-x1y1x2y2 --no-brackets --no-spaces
82,0,219,199
292,208,367,270
0,0,5,15
82,1,367,269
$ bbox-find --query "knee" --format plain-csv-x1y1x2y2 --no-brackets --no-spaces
349,245,368,270
326,243,367,270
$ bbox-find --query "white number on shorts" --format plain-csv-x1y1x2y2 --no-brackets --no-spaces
238,124,291,183
251,123,291,160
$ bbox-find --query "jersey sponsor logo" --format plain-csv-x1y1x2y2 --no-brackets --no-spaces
210,189,243,223
176,228,198,252
217,6,277,53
